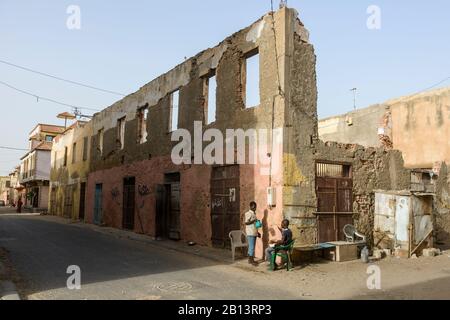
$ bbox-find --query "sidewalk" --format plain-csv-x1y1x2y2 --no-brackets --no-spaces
0,248,21,300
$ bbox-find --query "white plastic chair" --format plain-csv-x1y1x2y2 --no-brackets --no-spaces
343,224,367,243
229,231,248,261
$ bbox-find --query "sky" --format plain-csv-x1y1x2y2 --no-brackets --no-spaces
1,0,450,175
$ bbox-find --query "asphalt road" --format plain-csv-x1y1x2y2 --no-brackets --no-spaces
2,208,450,300
0,210,295,300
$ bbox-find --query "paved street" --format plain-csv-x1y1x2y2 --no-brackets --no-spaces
0,210,294,300
1,208,450,300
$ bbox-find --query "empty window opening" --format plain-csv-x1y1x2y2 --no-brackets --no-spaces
82,136,89,161
117,117,126,149
170,90,180,132
316,162,352,178
98,129,104,155
72,143,77,164
204,73,217,125
137,106,149,144
64,147,68,167
243,50,260,108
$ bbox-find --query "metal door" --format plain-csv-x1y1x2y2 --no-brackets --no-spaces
123,177,136,230
155,184,169,238
79,182,86,221
168,182,181,240
94,184,103,225
316,162,353,243
63,186,73,218
50,187,57,215
211,166,241,248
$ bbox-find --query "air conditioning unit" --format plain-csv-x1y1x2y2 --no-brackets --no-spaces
267,187,276,207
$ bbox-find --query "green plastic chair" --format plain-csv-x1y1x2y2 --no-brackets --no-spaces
270,239,296,271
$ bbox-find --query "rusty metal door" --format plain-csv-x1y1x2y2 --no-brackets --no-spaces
94,184,103,225
50,187,57,215
123,177,136,230
79,182,86,221
168,182,181,240
155,184,169,239
211,166,240,248
64,185,73,218
316,162,353,243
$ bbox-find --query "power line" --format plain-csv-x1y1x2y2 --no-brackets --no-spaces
0,146,28,151
0,80,101,112
0,58,126,97
421,76,450,92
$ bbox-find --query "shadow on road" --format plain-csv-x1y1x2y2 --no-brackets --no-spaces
0,214,234,297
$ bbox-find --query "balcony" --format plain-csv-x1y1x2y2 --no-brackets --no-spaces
19,169,37,184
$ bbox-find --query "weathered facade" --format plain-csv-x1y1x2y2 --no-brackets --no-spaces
7,167,21,206
318,88,450,248
49,121,92,220
0,176,9,204
19,124,65,211
318,87,450,169
50,7,413,258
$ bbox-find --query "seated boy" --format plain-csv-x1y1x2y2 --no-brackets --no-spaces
265,219,293,265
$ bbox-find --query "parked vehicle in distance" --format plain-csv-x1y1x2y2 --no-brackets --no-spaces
0,200,5,207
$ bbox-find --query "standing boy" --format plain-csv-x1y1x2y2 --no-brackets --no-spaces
244,201,259,266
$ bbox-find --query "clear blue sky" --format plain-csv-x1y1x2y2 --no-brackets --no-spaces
1,0,449,175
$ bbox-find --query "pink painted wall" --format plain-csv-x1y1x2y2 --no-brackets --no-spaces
86,156,283,259
86,156,212,246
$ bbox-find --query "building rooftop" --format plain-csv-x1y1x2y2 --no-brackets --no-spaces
28,123,66,136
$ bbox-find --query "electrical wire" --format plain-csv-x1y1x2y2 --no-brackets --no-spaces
0,80,101,112
0,146,28,151
421,76,450,92
0,59,126,97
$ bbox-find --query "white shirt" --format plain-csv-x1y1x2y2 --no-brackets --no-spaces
244,210,258,237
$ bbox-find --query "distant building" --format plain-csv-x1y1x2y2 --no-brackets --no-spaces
319,87,450,169
19,124,65,211
7,167,21,206
0,176,10,204
49,121,91,219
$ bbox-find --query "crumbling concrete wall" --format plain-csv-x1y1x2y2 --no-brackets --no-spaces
82,8,307,258
283,26,411,246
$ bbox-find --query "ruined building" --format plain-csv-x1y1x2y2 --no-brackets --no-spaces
319,87,450,248
50,7,417,258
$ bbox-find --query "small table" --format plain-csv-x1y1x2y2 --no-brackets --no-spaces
293,243,337,262
326,241,366,262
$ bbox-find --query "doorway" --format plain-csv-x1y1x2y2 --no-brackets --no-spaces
211,165,241,248
316,162,354,243
94,184,103,225
123,177,136,230
155,173,181,240
63,186,73,218
79,182,86,221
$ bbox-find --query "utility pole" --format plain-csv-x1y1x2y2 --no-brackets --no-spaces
73,107,93,120
350,88,357,110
